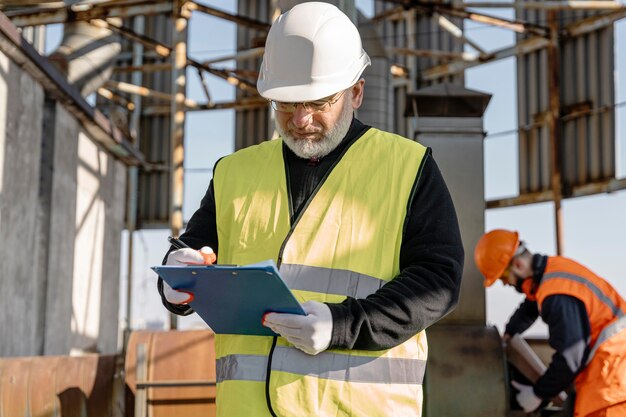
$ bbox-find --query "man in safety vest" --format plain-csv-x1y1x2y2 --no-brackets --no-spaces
157,3,464,416
475,229,626,417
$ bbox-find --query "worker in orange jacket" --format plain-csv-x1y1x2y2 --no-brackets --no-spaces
475,229,626,417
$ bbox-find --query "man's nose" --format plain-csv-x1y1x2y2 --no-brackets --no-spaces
290,104,313,128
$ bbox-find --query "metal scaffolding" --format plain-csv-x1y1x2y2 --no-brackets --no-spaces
1,0,624,307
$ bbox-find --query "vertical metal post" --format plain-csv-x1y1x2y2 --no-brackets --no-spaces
169,0,189,329
135,343,148,417
124,15,145,351
170,1,188,237
547,11,564,254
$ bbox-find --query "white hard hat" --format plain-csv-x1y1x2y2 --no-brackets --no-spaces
257,2,371,102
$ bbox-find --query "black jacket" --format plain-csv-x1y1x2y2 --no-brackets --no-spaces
158,118,464,350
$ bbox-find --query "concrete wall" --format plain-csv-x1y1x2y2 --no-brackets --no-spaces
0,49,126,357
0,51,46,357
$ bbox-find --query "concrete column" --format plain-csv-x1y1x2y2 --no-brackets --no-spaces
407,84,508,417
407,83,491,325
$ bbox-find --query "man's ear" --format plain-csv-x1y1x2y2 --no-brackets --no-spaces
511,256,522,270
351,79,365,109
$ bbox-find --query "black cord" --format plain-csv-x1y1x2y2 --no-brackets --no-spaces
265,336,280,417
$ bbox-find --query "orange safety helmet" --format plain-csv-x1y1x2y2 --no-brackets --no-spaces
474,229,520,287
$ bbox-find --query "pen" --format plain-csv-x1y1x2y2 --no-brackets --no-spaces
168,236,190,250
168,236,217,265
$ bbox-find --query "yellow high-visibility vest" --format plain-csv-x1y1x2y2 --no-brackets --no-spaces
213,128,429,417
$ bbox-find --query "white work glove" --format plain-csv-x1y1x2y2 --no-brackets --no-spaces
262,300,333,355
511,380,542,413
162,247,214,305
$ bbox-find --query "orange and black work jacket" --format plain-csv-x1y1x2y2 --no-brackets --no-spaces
509,255,626,417
159,119,464,417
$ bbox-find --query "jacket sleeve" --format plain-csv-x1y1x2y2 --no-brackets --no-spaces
504,299,540,336
327,154,464,350
533,294,590,399
157,180,219,316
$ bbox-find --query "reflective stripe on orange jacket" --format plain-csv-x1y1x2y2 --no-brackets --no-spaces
536,256,626,417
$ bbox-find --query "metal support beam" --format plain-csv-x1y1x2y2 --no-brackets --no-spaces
195,66,213,106
391,46,480,61
97,86,135,110
113,62,172,73
380,1,550,35
486,178,626,208
434,12,489,57
202,46,265,65
547,11,564,255
104,79,199,108
421,36,550,80
370,5,405,23
186,0,270,31
563,8,626,38
6,1,173,27
90,18,171,56
169,0,188,248
142,96,269,115
434,5,549,36
464,1,625,10
188,59,259,94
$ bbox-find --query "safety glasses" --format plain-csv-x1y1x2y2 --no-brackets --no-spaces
269,89,347,113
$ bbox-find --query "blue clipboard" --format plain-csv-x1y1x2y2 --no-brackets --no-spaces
152,260,305,336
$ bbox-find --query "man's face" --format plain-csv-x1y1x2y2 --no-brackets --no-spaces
274,80,364,159
500,260,526,293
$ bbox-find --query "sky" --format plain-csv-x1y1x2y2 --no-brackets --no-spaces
46,1,626,335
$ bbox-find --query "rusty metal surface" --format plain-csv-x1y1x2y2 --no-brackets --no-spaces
486,177,626,208
125,330,217,417
0,354,117,417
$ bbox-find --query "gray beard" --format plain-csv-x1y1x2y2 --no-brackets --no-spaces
277,101,353,159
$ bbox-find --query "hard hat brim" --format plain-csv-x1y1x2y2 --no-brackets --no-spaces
257,52,371,102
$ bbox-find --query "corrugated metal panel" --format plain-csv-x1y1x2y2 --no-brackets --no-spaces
375,0,464,137
235,0,271,150
126,12,176,228
517,3,615,195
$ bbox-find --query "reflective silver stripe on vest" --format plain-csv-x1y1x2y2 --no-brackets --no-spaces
216,354,267,383
586,315,626,366
217,347,426,385
272,346,425,384
542,272,625,318
280,264,385,299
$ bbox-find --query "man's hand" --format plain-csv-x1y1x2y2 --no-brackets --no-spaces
262,300,333,355
511,381,542,413
162,247,214,304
